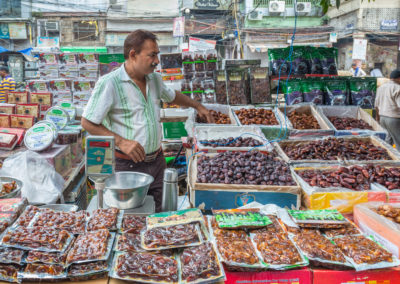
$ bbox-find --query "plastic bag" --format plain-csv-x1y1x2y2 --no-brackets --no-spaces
0,151,64,204
349,77,376,108
324,78,348,106
282,79,303,105
301,79,324,104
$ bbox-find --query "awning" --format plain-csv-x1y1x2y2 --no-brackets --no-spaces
0,46,36,61
60,46,108,53
246,42,333,53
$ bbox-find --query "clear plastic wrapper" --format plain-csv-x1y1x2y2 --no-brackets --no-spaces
86,208,121,231
202,80,215,104
25,249,69,266
146,208,204,229
18,263,66,281
66,229,114,265
191,73,204,103
120,214,146,234
110,252,179,283
68,260,108,281
322,221,362,238
349,77,376,108
115,233,146,253
301,79,324,104
1,226,74,253
250,67,270,104
334,235,400,271
181,79,192,98
227,69,247,105
0,248,24,265
0,264,20,283
141,223,203,250
324,79,348,106
205,49,217,71
282,79,303,105
182,51,194,73
14,205,41,227
215,70,227,105
180,242,225,284
194,51,205,72
212,209,272,229
287,209,347,229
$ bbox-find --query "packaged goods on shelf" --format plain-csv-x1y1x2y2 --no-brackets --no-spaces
6,92,28,104
10,114,34,129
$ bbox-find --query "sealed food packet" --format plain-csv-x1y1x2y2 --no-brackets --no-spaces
333,235,400,271
87,208,121,231
0,263,20,283
141,223,203,250
110,252,179,284
14,205,41,227
180,242,225,284
18,263,66,280
25,249,68,266
116,233,146,253
146,208,204,229
0,248,24,265
66,229,114,265
121,215,146,234
213,209,272,229
291,228,352,270
287,209,348,229
28,209,87,234
68,260,109,281
1,226,74,252
322,222,362,238
0,198,26,215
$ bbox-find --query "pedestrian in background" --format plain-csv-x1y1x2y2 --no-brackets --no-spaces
0,66,15,103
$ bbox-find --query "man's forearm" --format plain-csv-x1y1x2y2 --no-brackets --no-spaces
171,91,202,109
81,117,124,146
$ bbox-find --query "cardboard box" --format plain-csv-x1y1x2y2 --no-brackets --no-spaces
0,115,10,128
0,132,18,150
7,91,28,104
16,104,40,118
0,104,16,115
0,128,26,145
10,114,35,129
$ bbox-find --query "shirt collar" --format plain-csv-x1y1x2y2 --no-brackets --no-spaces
119,64,153,82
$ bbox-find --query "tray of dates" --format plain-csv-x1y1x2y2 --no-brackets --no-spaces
322,220,362,238
86,207,122,231
190,103,237,127
180,242,225,284
68,261,109,281
120,214,146,234
291,228,352,269
115,233,175,257
13,205,42,227
18,263,66,280
0,226,74,252
212,208,272,229
0,247,24,265
146,208,204,229
277,136,400,164
287,209,347,229
25,249,69,266
110,252,179,284
232,106,287,127
333,235,400,271
66,229,114,265
28,209,87,234
141,223,203,250
0,263,20,283
190,151,299,191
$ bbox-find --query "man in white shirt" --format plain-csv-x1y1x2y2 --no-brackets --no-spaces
82,30,212,211
349,63,366,77
370,63,384,78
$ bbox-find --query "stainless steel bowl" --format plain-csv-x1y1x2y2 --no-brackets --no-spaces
0,177,22,199
104,172,154,209
39,204,78,212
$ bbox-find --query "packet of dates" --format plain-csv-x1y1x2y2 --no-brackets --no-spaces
68,259,111,281
109,251,180,284
17,263,67,282
86,207,123,231
332,234,400,271
355,202,400,232
287,209,348,229
146,208,205,228
0,263,20,283
212,209,273,229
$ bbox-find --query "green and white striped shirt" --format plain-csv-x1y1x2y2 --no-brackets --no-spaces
82,64,176,154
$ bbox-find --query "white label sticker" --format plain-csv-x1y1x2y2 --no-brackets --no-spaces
330,199,349,207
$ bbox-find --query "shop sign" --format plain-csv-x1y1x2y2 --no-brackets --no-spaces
192,0,230,10
173,16,185,37
189,37,216,51
105,33,128,47
37,36,60,48
8,23,26,39
352,38,367,60
380,19,398,31
0,23,9,39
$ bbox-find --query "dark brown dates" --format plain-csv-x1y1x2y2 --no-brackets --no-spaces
288,111,320,130
199,137,262,148
196,110,231,124
328,116,373,130
235,108,278,125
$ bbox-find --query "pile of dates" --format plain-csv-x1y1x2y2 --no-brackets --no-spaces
196,110,230,124
328,116,373,130
375,204,400,224
364,165,400,190
288,111,320,130
282,137,391,161
235,108,278,125
199,137,262,148
197,151,295,185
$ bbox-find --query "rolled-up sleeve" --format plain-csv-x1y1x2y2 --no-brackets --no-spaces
82,77,115,124
154,73,176,103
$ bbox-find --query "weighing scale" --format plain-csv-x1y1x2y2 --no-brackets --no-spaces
85,136,155,214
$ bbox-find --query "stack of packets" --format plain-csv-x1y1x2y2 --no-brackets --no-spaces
284,209,400,271
110,208,225,284
0,206,120,282
207,208,308,271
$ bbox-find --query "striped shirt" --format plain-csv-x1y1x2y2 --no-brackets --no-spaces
0,75,16,103
83,64,176,154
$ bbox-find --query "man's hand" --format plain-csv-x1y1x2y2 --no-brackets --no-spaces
118,138,145,163
196,105,214,123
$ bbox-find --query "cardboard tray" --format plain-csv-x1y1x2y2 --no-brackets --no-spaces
231,106,291,129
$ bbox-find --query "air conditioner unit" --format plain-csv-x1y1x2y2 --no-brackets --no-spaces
248,9,263,20
269,1,285,13
45,21,59,31
110,4,122,10
295,2,312,13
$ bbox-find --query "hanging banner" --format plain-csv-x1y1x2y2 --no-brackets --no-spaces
189,37,216,51
352,38,367,60
37,36,60,48
8,23,27,39
173,16,185,37
0,23,9,39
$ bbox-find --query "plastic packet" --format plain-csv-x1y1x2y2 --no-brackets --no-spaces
290,228,353,270
0,226,74,253
115,233,146,253
322,220,362,238
287,209,347,229
319,47,338,75
333,235,400,271
24,248,70,266
66,229,115,265
109,251,179,284
180,242,225,284
215,70,227,104
181,79,192,98
227,69,247,105
146,208,204,229
301,79,324,104
191,73,204,103
349,77,376,108
250,67,270,104
141,223,203,250
0,199,26,216
324,79,348,106
18,263,66,281
28,209,87,234
205,49,217,71
86,208,122,231
194,51,205,72
0,264,20,283
282,79,303,105
212,209,272,229
268,48,290,76
68,260,109,282
120,214,146,234
202,80,216,104
13,205,41,227
182,51,194,73
0,248,25,265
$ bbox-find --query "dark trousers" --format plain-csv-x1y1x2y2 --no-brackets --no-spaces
115,151,166,212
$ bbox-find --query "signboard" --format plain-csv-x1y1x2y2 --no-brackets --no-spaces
380,19,398,31
173,16,185,37
185,18,226,35
189,37,216,51
192,0,231,10
105,33,128,47
0,23,9,39
352,38,368,60
37,37,60,48
8,23,26,39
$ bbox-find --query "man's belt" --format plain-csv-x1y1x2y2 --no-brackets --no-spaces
115,148,161,163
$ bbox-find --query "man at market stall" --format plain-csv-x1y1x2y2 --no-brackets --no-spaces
0,66,16,103
349,62,366,77
375,70,400,151
81,29,213,211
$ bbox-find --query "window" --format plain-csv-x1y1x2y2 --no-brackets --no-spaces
37,20,60,38
73,21,98,41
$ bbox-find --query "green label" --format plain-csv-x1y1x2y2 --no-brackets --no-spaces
61,102,72,108
182,91,191,94
33,126,45,132
193,90,204,93
51,109,63,115
288,209,345,222
194,60,204,64
213,210,272,228
183,61,194,64
207,59,217,63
